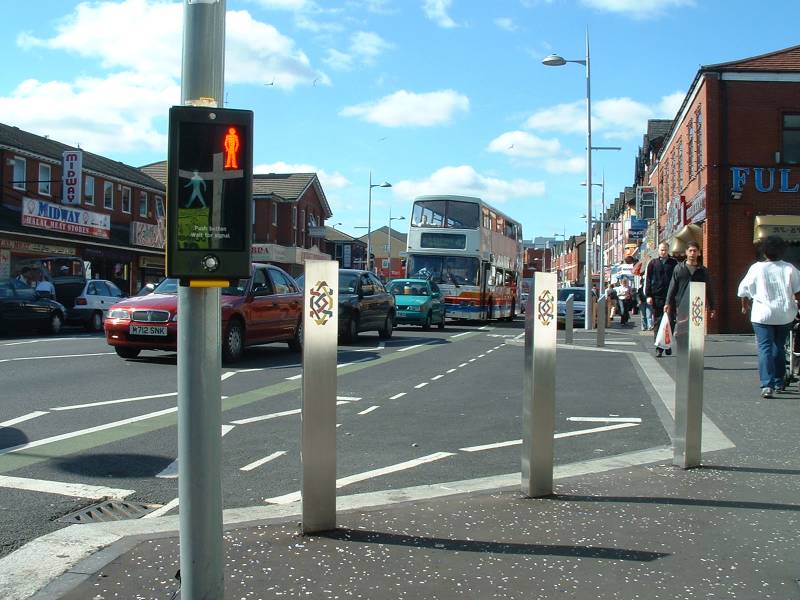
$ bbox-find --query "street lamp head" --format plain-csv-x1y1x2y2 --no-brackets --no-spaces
372,181,392,189
542,54,567,67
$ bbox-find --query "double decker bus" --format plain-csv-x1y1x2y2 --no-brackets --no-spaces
404,195,522,321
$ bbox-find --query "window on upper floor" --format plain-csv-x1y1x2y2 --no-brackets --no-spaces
299,209,305,231
292,206,297,229
139,191,148,217
12,157,26,191
696,109,703,171
38,163,51,195
104,181,114,210
121,186,131,213
783,113,800,164
155,196,165,218
85,176,95,205
687,122,695,179
678,140,684,190
272,202,278,226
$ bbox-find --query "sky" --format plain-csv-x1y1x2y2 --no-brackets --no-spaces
2,0,799,243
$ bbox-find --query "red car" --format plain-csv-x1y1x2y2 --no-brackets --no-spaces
104,264,302,362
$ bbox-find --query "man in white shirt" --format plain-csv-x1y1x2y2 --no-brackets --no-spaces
738,235,800,398
33,269,56,297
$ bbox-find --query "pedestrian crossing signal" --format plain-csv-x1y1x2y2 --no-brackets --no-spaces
166,105,254,283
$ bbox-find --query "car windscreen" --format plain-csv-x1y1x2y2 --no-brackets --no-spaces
557,289,585,302
152,279,179,294
406,255,479,286
339,274,360,294
221,279,248,296
388,281,429,296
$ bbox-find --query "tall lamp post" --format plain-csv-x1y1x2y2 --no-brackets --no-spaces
544,32,592,329
368,171,392,272
387,207,405,278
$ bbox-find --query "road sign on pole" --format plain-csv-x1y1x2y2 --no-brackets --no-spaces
167,105,253,284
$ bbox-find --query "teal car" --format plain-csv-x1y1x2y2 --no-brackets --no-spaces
388,278,446,330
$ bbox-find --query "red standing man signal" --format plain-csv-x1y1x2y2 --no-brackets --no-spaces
224,127,240,169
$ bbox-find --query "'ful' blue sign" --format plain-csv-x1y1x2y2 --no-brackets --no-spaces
731,167,800,193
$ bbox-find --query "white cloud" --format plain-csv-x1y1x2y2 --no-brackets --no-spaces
494,17,517,32
324,31,392,71
525,93,683,140
487,131,561,158
543,157,585,174
0,73,177,154
393,166,546,203
17,0,183,79
581,0,695,19
255,161,351,190
253,0,316,10
423,0,457,28
340,89,469,127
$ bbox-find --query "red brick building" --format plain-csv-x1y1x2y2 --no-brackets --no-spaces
649,45,800,333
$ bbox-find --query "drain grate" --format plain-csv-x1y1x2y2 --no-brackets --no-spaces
57,500,160,524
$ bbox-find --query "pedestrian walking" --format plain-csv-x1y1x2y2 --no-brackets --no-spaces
645,242,678,357
606,282,618,321
664,241,716,333
637,285,652,331
737,235,800,398
617,278,633,325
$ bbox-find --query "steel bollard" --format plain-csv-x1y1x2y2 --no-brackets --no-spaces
522,272,558,497
674,281,706,469
596,296,606,347
564,294,574,344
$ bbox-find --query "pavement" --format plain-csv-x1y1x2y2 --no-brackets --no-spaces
3,316,800,600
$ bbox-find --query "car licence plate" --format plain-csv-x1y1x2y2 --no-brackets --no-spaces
129,325,168,336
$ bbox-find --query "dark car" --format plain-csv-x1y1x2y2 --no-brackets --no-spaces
104,263,303,362
0,279,67,335
297,269,396,342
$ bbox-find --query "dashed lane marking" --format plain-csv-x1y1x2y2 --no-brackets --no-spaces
389,392,406,400
357,406,379,415
431,374,444,381
0,411,49,428
459,423,640,452
414,382,429,389
240,451,287,472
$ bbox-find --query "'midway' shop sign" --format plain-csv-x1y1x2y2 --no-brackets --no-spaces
22,198,111,239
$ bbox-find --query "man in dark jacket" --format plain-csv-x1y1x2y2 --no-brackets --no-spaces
645,242,678,356
665,241,716,326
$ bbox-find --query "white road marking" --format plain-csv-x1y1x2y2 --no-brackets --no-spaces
431,374,444,381
458,362,468,367
389,392,406,400
0,475,134,500
478,325,491,330
478,353,486,358
485,349,494,353
240,451,287,472
354,342,385,352
1,337,92,346
51,392,177,411
414,382,429,389
221,371,237,381
567,416,642,424
0,352,115,364
459,423,640,452
143,497,179,519
0,411,49,428
451,332,472,338
605,341,637,346
230,408,301,425
337,396,362,402
235,367,271,373
157,425,235,478
468,358,476,362
357,406,379,415
0,407,178,457
446,368,456,373
398,343,424,352
265,452,455,504
286,373,302,380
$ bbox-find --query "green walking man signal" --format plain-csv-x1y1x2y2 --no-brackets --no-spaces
166,105,254,284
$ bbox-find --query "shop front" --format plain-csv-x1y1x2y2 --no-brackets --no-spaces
251,243,331,278
0,235,77,280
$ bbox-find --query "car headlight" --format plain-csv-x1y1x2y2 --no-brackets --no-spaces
402,305,420,311
108,309,131,320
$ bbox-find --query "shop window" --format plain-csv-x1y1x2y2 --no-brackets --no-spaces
104,181,114,210
12,157,26,191
121,186,131,214
38,163,51,196
783,113,800,164
139,191,148,217
85,176,95,205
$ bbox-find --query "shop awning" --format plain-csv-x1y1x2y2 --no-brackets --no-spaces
753,215,800,243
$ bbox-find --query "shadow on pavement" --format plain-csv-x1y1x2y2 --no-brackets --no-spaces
54,452,175,478
321,528,669,562
552,493,800,513
0,427,29,450
700,464,800,476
